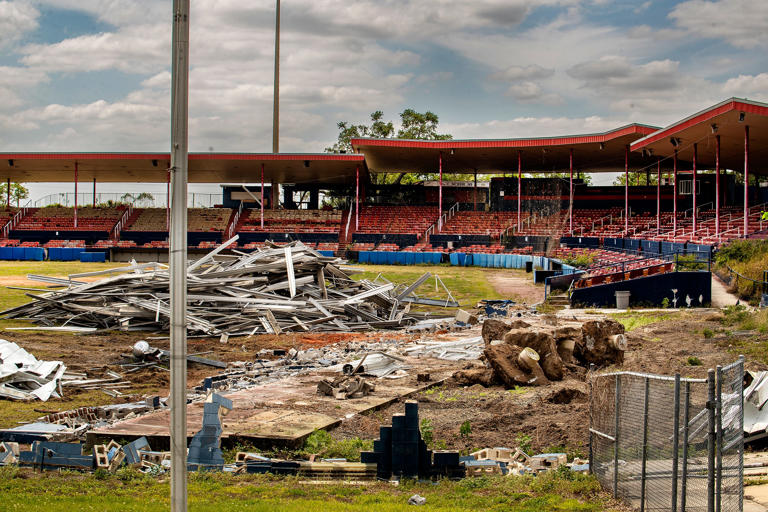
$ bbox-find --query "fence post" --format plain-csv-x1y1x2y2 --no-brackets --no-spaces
681,380,691,512
588,364,595,475
640,377,650,512
672,374,681,512
707,368,716,512
739,355,745,509
613,374,621,498
715,365,723,512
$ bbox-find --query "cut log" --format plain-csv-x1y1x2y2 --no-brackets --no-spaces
575,319,626,366
502,329,564,381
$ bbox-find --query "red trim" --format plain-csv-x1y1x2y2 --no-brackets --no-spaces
631,100,768,150
352,124,657,150
0,152,364,162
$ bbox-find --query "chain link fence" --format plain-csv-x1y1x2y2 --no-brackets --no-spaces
589,358,744,511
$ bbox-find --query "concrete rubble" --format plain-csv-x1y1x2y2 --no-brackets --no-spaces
0,339,66,401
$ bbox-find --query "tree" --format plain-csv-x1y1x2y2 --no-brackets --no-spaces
396,109,452,140
327,109,455,185
0,182,29,208
324,110,394,154
613,171,658,186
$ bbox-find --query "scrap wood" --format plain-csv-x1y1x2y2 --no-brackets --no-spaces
1,240,454,335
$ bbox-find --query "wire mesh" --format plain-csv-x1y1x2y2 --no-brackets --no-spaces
590,360,743,512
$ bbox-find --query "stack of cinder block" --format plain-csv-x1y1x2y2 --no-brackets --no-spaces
361,400,464,480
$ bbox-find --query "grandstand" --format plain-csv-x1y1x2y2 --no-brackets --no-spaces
0,98,766,270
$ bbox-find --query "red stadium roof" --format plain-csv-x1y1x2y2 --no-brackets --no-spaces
630,98,768,172
351,124,659,174
0,152,365,184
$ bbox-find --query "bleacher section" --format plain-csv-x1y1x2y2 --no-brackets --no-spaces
125,208,231,232
357,206,438,234
238,209,341,233
439,210,519,236
16,206,124,231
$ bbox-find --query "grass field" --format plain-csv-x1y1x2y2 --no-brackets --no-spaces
351,264,525,307
0,468,621,511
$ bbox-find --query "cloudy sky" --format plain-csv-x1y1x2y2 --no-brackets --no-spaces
1,0,766,199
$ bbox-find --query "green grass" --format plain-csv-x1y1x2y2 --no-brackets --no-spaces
350,264,513,307
0,261,117,326
0,467,620,511
609,311,679,332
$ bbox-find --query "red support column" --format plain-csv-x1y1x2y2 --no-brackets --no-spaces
715,135,720,238
692,143,697,234
438,151,443,230
569,148,574,235
473,170,477,212
260,163,265,230
657,159,661,233
355,165,360,232
6,177,9,209
745,125,750,236
92,178,96,207
624,145,629,235
673,150,678,234
517,150,522,231
74,161,78,229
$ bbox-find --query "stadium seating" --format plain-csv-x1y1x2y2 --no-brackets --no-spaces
16,206,124,231
356,206,438,235
124,208,232,232
238,209,341,233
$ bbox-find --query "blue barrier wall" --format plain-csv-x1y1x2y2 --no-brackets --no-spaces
0,247,45,261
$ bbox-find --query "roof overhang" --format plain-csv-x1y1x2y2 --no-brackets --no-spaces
0,153,365,184
351,124,659,174
630,98,768,172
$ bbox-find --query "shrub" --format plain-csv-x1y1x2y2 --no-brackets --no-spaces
687,356,702,366
459,420,472,438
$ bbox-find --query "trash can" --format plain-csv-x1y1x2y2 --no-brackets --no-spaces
615,290,631,309
525,261,533,273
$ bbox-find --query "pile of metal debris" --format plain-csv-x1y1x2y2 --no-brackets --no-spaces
1,238,455,336
0,339,65,401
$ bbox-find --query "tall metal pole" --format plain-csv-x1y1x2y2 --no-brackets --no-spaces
5,177,9,208
272,0,280,153
692,143,697,234
707,369,716,512
673,150,678,234
715,135,720,238
569,148,573,236
169,1,190,511
744,125,749,237
624,145,629,235
517,150,522,232
74,161,78,228
260,164,265,229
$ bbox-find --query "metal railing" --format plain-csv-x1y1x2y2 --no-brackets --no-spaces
111,203,134,241
1,201,32,238
225,201,244,239
32,192,221,209
436,202,460,232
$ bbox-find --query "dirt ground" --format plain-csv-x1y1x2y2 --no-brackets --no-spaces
486,270,544,304
0,308,761,455
335,309,765,455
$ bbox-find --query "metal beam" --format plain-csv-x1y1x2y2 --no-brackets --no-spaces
745,125,749,237
673,149,678,234
692,143,697,234
715,135,720,238
169,1,190,510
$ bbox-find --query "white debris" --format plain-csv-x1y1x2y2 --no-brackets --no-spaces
403,336,484,361
408,494,426,505
0,339,66,401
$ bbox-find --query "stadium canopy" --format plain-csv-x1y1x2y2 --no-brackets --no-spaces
0,152,365,185
630,97,768,172
351,124,659,174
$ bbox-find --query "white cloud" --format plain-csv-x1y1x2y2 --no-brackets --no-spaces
722,73,768,101
0,1,39,47
20,24,169,73
491,64,554,81
670,0,768,48
567,56,681,94
445,115,625,139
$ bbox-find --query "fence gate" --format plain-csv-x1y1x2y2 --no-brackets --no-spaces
590,358,744,512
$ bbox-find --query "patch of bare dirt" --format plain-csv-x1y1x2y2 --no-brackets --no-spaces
486,271,543,304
